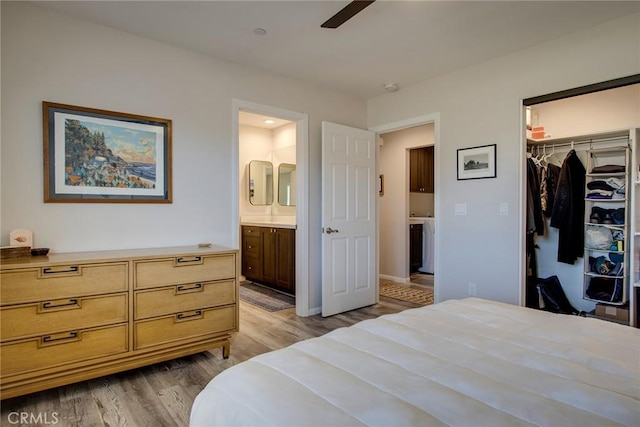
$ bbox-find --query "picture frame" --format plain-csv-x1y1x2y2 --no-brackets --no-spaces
456,144,497,180
43,102,172,203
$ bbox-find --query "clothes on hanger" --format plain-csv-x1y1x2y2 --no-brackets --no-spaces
526,157,544,235
550,149,586,264
540,163,560,217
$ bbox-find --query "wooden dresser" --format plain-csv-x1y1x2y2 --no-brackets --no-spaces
0,245,238,399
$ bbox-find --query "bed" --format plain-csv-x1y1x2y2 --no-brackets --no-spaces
190,298,639,426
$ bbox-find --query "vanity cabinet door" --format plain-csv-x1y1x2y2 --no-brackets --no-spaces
275,228,295,293
261,228,277,285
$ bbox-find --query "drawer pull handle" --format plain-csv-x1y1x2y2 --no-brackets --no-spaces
176,256,202,265
176,283,203,293
42,298,79,310
42,331,78,344
42,265,79,275
176,310,202,321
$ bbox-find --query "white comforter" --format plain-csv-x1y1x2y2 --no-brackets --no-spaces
190,298,640,426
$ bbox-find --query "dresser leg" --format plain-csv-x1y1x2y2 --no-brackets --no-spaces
223,342,230,359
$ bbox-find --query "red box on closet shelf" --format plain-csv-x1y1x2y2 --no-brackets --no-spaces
531,126,545,139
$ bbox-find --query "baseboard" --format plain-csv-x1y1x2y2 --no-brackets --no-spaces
379,274,410,284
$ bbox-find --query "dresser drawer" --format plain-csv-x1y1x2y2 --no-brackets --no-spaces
135,254,236,289
1,324,128,377
1,293,128,342
1,262,128,305
135,280,235,319
135,306,235,349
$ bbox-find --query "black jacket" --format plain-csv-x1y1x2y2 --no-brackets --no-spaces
550,150,585,264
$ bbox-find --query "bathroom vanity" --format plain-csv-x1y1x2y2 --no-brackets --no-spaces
241,219,296,295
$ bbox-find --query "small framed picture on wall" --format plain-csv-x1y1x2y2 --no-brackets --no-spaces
457,144,497,180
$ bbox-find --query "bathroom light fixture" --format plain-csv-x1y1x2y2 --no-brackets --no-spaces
383,82,399,92
264,119,275,124
253,28,267,36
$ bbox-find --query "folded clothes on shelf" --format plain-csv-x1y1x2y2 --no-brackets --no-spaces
586,275,624,303
588,206,625,225
590,164,626,174
589,255,623,276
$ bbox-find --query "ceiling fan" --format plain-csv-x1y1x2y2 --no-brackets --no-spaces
321,0,376,29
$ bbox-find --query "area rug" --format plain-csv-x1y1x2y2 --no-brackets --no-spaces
379,282,434,306
239,281,295,312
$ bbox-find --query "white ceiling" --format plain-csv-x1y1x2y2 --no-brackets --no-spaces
239,111,293,129
30,1,640,99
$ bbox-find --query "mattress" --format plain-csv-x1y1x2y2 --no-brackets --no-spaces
190,298,639,426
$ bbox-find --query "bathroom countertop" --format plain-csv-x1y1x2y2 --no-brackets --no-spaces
241,216,297,229
409,217,434,224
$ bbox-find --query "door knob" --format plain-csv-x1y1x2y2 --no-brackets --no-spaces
325,227,339,234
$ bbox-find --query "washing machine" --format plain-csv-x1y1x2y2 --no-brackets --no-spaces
414,217,435,274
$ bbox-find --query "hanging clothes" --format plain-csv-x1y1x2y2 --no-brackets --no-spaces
550,149,585,264
525,156,544,308
526,157,544,235
540,163,560,217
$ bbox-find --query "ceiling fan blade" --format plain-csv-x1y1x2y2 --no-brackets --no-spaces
321,0,376,29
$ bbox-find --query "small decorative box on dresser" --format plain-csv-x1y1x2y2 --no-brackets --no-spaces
0,245,238,399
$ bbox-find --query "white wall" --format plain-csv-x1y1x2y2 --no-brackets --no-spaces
531,85,640,140
368,13,640,305
239,123,296,218
239,125,273,217
1,2,366,313
272,123,296,217
379,125,434,281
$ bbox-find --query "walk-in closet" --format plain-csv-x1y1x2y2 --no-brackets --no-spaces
524,80,640,327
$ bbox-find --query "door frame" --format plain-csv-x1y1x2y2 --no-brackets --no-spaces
232,99,311,316
370,112,441,302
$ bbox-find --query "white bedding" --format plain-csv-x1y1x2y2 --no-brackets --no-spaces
190,298,640,426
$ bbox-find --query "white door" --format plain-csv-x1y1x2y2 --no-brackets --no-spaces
322,121,377,316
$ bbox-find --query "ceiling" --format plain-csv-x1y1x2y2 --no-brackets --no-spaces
239,111,293,129
30,1,640,99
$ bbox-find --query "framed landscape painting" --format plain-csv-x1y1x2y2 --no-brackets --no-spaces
43,102,172,203
457,144,497,180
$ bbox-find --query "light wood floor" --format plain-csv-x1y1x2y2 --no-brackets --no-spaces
1,296,420,427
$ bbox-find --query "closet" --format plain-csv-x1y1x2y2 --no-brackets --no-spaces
527,127,638,326
523,81,640,327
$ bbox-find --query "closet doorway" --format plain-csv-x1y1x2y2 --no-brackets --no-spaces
521,75,640,323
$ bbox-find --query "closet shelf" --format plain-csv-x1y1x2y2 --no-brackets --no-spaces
584,272,626,279
584,248,625,255
583,297,628,307
584,222,625,229
586,172,627,178
585,198,626,203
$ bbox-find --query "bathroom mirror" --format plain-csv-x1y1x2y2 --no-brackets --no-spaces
249,160,273,205
278,163,296,206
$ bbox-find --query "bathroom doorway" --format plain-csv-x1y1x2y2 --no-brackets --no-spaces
232,100,311,316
